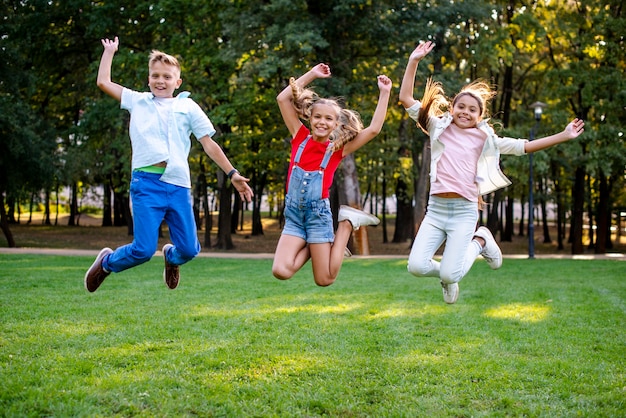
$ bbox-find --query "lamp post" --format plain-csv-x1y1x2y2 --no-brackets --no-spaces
528,101,547,259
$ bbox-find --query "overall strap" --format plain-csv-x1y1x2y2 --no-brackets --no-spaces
293,136,334,170
319,142,335,170
293,136,311,165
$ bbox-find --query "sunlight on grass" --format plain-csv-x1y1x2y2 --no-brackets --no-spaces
185,302,365,317
236,354,322,381
483,303,551,323
274,303,362,315
365,304,449,319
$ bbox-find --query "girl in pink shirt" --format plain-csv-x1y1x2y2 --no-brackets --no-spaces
399,41,585,304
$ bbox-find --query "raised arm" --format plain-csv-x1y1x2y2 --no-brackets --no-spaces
399,41,435,109
276,63,331,137
342,75,393,156
524,118,585,153
97,37,124,102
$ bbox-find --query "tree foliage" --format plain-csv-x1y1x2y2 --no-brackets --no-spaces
1,0,624,254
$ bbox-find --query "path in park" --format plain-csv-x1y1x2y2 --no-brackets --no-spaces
1,247,624,261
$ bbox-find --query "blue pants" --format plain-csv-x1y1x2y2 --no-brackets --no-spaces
103,171,200,273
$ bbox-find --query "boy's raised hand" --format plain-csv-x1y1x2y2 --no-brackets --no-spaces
377,75,392,93
409,41,434,62
101,36,119,53
311,63,331,79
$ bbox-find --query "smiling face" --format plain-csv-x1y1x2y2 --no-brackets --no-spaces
148,61,182,98
310,101,340,140
451,93,483,129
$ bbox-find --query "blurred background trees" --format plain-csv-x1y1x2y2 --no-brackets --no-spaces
1,0,624,253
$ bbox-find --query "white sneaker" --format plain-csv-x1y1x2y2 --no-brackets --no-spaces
474,226,502,269
338,205,380,230
441,281,459,304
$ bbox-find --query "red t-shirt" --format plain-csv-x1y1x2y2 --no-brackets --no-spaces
287,125,343,199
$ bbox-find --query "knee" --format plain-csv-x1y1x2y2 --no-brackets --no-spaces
176,243,200,261
272,265,293,281
439,267,462,285
130,246,154,264
314,275,335,287
407,259,430,277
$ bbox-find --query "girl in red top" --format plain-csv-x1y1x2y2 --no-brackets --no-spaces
273,63,392,286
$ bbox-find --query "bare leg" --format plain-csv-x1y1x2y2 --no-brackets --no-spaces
309,220,353,287
272,234,309,280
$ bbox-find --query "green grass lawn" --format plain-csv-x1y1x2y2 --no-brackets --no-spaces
0,254,624,417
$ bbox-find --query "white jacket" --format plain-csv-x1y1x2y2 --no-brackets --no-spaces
406,101,527,195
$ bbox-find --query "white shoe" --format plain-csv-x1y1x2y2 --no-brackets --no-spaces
344,247,352,258
474,226,502,269
338,205,380,230
441,281,459,304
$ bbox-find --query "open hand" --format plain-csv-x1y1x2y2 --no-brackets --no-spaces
565,118,585,139
101,37,119,52
409,41,434,62
232,174,254,203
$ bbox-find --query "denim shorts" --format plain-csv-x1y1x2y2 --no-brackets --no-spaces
282,197,335,244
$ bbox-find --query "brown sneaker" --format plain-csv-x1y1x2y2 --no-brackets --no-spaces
162,244,180,289
84,248,113,292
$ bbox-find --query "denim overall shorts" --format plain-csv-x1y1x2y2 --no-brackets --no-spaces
282,136,335,243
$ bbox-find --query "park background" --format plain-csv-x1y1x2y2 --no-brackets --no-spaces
1,0,624,256
1,2,625,416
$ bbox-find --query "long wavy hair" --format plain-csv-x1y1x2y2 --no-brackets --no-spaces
289,77,364,151
417,78,496,135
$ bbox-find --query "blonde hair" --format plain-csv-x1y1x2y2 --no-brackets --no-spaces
289,77,364,151
417,78,496,134
149,50,181,75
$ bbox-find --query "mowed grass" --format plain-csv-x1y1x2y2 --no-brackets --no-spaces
0,254,624,417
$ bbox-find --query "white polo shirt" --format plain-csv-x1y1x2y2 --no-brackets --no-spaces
121,88,216,188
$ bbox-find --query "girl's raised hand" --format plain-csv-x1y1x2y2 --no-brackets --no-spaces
409,41,434,62
564,118,585,139
311,63,331,79
377,75,392,92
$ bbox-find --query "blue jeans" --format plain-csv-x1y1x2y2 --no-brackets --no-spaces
407,196,481,284
103,171,200,273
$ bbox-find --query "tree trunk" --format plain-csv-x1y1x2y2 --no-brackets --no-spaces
586,175,595,250
392,178,413,243
341,153,370,255
44,188,51,225
570,166,585,254
215,170,234,250
251,171,266,236
6,195,16,224
518,191,525,237
231,193,240,234
102,182,112,227
487,189,501,233
381,173,388,244
413,138,430,237
502,195,514,242
539,178,551,243
594,172,611,254
0,193,16,247
552,163,565,250
68,182,78,226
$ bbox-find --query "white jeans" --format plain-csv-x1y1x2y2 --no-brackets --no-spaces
407,196,482,284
